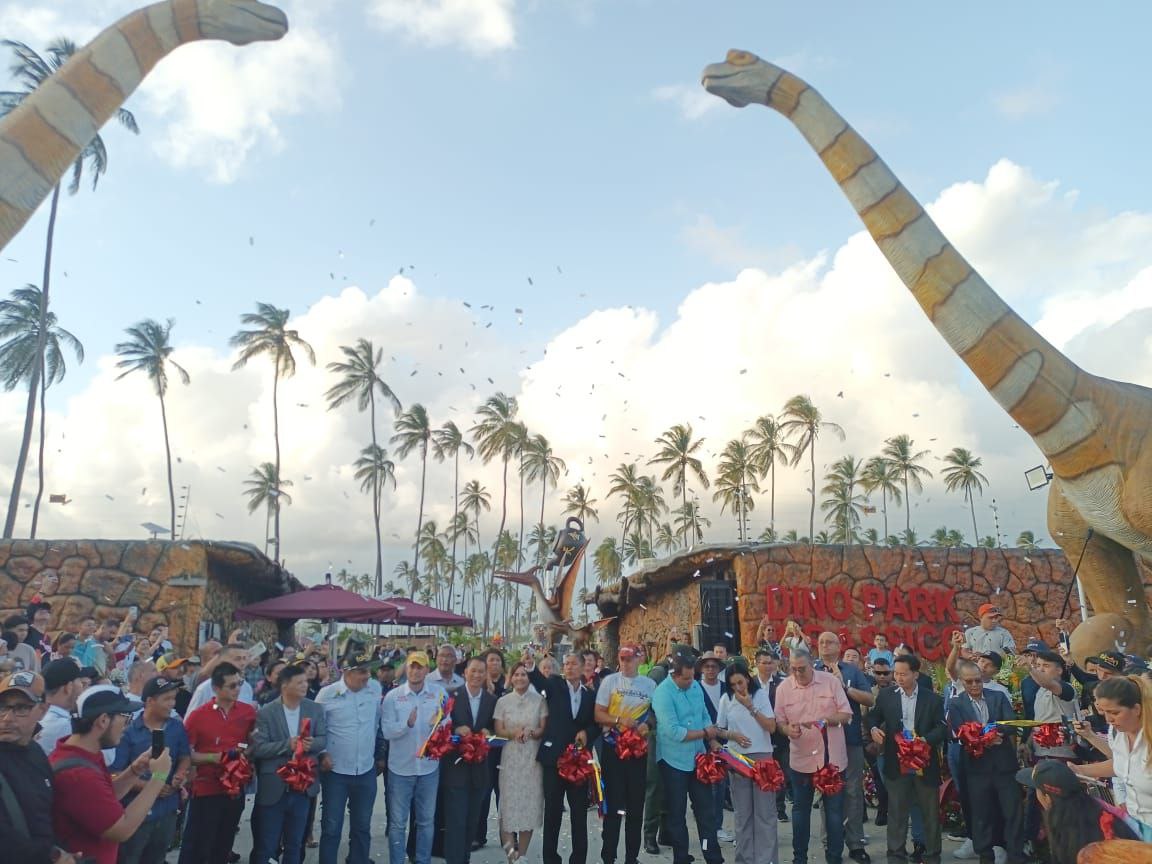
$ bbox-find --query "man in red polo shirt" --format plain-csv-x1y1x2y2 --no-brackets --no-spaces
180,661,258,864
50,685,173,864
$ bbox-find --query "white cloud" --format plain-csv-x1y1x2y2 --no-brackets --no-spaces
992,77,1060,119
3,159,1151,595
652,83,722,121
367,0,516,55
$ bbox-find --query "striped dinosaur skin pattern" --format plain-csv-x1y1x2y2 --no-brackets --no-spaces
0,0,287,253
702,50,1152,651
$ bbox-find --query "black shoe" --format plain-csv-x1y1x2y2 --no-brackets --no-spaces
848,850,871,864
657,835,673,848
644,841,661,855
874,809,887,827
910,842,926,864
777,809,789,823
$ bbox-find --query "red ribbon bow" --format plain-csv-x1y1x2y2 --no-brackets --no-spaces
752,758,786,793
456,731,491,764
1031,723,1065,749
957,722,999,759
614,727,648,761
557,744,595,786
896,733,931,775
423,724,455,760
276,718,317,793
219,749,253,798
812,764,845,796
694,752,726,785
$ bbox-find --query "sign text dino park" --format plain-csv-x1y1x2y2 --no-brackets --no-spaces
764,583,962,660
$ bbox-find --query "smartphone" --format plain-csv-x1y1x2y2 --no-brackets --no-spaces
247,641,267,661
151,729,165,759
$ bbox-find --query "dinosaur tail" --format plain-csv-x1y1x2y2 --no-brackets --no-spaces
746,58,1092,453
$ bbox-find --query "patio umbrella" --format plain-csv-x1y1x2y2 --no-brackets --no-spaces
345,596,473,628
234,583,400,622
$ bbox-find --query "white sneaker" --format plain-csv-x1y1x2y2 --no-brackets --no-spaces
716,830,735,843
952,838,977,860
993,847,1007,864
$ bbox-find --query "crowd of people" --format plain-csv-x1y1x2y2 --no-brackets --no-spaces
0,597,1150,864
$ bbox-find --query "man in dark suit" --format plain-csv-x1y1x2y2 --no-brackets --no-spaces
947,661,1024,864
249,663,327,864
866,654,946,864
528,650,601,864
442,656,497,864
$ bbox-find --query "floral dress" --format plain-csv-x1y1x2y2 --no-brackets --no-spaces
494,688,547,831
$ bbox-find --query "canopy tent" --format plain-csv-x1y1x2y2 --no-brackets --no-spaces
345,596,473,628
233,583,399,621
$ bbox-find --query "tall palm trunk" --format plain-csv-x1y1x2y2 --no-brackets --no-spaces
413,450,427,574
770,461,776,533
369,391,383,595
517,454,525,568
30,362,47,538
4,183,60,539
485,457,510,635
272,368,282,562
448,451,460,606
967,492,979,542
903,475,911,535
159,390,176,537
808,444,817,542
881,488,889,539
681,468,688,545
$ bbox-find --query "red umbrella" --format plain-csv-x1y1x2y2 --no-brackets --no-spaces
234,584,400,622
345,596,472,628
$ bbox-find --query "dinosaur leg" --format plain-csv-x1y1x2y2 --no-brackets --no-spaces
1047,480,1151,656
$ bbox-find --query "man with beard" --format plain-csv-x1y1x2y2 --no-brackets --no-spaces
51,685,172,864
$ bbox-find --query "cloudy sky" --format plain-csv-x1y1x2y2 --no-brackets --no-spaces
1,0,1151,599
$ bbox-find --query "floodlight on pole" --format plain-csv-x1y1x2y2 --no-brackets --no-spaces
1025,465,1053,491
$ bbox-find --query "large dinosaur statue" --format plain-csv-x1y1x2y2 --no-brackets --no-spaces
702,50,1152,658
0,0,288,253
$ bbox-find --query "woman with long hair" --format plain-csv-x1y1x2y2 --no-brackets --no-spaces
715,663,778,864
1074,674,1152,838
1016,760,1138,864
493,661,548,861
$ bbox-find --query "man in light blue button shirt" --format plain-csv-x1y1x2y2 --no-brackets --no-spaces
652,653,724,864
316,651,385,864
382,652,446,864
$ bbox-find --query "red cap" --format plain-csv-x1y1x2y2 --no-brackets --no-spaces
618,643,644,660
977,604,1002,617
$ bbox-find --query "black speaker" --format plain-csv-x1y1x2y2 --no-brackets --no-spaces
698,579,737,654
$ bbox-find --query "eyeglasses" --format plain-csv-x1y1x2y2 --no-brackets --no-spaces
0,702,37,718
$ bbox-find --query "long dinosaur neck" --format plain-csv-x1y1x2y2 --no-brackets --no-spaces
0,0,200,250
760,68,1085,445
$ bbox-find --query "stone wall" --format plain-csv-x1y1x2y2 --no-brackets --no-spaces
0,539,293,653
615,575,702,660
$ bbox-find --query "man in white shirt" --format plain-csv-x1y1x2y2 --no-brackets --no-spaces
186,645,256,712
316,651,385,864
381,652,445,864
428,644,464,689
34,660,82,755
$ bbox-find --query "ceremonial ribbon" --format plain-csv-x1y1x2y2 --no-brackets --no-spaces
557,744,595,786
417,694,456,759
219,747,253,798
455,731,491,764
956,721,1000,759
694,752,726,785
276,717,317,793
714,748,786,793
590,749,607,817
810,725,845,797
896,729,931,775
613,726,648,760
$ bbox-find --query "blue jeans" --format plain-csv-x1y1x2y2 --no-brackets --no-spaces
388,770,439,864
711,776,728,835
254,791,312,864
792,771,845,864
320,769,378,864
658,760,722,864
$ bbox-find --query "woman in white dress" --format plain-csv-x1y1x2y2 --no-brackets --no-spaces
494,661,549,861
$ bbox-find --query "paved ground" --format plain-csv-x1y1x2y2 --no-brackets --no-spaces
168,790,970,864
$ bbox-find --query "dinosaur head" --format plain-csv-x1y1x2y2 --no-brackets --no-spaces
197,0,289,45
701,49,784,108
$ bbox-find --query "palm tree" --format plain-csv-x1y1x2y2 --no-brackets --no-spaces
979,535,998,549
782,529,799,542
461,479,492,565
523,434,566,533
432,420,474,602
353,444,397,564
243,463,293,554
562,483,599,594
633,475,667,549
114,319,190,538
862,527,880,545
649,424,710,544
509,422,529,569
655,522,678,555
463,552,491,620
758,526,778,542
0,38,139,539
674,500,711,545
941,447,990,542
1016,530,1040,550
861,455,903,540
820,455,865,543
931,527,954,547
779,395,845,542
326,338,402,593
470,393,520,633
592,537,622,585
746,415,793,535
947,528,966,546
528,522,557,567
0,285,83,537
713,437,759,542
230,304,315,561
392,403,433,577
608,463,642,544
418,522,450,606
881,434,933,536
394,561,419,600
623,531,652,565
898,527,921,546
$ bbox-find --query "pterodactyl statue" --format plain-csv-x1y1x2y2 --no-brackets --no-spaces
496,516,614,648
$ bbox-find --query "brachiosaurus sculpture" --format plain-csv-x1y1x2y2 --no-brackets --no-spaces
0,0,288,253
702,50,1152,657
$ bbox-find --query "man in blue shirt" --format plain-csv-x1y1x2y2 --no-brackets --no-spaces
651,653,724,864
111,676,192,864
815,631,876,864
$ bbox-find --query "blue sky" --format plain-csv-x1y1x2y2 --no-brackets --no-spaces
1,0,1152,591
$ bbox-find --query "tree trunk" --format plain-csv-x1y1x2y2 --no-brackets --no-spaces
808,444,816,542
485,455,510,636
4,183,60,539
413,446,427,574
272,368,282,563
370,391,382,596
159,390,176,537
770,462,776,533
517,454,525,569
448,450,460,607
968,491,979,543
30,360,47,538
904,475,911,535
881,488,889,540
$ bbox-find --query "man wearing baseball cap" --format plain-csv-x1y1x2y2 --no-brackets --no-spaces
35,659,83,756
0,670,77,864
963,604,1017,658
50,685,172,864
110,677,192,864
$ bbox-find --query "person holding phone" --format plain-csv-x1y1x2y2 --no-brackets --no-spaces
110,677,191,864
